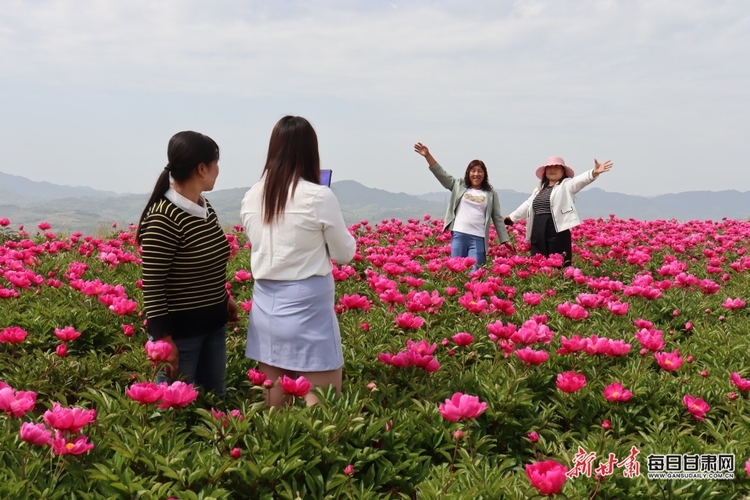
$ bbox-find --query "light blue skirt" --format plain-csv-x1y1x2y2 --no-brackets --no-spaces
245,273,344,372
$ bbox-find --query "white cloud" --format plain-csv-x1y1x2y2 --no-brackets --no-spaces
0,0,748,197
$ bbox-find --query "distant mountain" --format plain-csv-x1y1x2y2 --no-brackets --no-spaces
0,171,122,205
0,171,748,235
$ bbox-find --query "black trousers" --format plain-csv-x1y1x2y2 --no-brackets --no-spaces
530,213,572,267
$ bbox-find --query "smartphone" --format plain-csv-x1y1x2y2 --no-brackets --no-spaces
320,169,332,187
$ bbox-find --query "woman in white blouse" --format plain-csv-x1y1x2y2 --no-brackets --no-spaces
240,116,356,407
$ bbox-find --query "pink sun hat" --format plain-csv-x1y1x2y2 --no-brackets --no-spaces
535,156,575,180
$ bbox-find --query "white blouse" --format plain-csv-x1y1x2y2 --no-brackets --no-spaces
240,179,356,280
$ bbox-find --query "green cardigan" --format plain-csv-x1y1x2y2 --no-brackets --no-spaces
428,162,510,253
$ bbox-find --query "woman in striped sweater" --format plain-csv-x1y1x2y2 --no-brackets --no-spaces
136,131,238,399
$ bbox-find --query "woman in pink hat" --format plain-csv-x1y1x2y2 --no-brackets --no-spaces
504,156,613,266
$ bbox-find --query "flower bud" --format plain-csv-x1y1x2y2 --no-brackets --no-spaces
453,429,464,440
230,448,241,459
527,431,539,443
601,420,611,430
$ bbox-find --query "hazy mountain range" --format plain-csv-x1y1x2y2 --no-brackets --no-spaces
1,171,748,235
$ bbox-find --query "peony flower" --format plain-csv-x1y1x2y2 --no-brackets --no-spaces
438,392,488,422
683,394,710,421
43,402,97,433
230,448,241,459
556,372,587,393
745,458,750,477
654,349,683,371
603,382,633,402
515,347,549,366
523,292,542,306
0,387,37,417
248,368,267,385
50,432,94,456
20,422,52,446
0,326,28,344
122,324,135,337
145,340,173,363
344,464,355,476
451,332,474,346
526,460,568,495
557,302,589,320
279,375,312,398
528,431,539,443
126,382,165,405
157,381,199,409
722,297,746,310
394,312,425,329
54,326,82,342
55,343,68,357
730,373,750,392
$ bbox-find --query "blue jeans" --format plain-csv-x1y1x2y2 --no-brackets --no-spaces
156,325,227,399
451,231,486,268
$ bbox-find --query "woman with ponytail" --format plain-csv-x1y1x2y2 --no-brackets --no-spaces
137,131,237,399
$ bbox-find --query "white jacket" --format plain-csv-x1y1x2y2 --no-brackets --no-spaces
508,169,596,241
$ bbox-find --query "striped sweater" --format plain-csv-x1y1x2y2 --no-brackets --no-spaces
140,197,230,340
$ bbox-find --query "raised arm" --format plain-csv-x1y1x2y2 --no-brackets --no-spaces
567,159,614,195
414,142,457,191
414,142,437,167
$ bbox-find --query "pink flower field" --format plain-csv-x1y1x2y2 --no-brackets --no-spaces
0,215,749,498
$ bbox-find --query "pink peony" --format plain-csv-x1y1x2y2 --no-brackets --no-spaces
526,459,568,495
394,312,425,329
730,373,750,392
0,326,28,344
248,368,268,385
438,392,487,422
126,382,165,405
145,340,173,363
50,431,94,455
20,422,52,446
515,347,549,366
55,343,68,357
451,332,474,346
54,326,82,342
279,375,312,398
603,382,633,402
556,372,587,393
0,387,37,417
230,447,241,459
654,349,683,371
528,431,539,443
43,402,96,433
157,381,199,409
683,394,710,421
122,324,135,337
721,297,746,310
557,302,589,320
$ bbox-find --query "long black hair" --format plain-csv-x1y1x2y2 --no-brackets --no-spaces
135,131,219,243
261,116,321,224
463,159,492,191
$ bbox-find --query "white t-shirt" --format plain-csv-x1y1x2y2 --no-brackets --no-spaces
240,179,356,281
452,188,487,237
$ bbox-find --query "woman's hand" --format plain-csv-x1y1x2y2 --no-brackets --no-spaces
227,297,239,323
593,159,613,178
414,142,437,167
503,216,514,226
161,335,179,377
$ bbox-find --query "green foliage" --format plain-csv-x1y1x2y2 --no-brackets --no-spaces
1,220,749,498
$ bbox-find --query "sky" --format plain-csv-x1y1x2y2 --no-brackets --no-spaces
1,0,748,197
